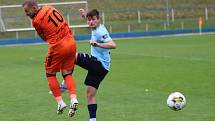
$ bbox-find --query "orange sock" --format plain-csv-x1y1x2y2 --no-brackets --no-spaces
64,75,77,98
47,76,61,98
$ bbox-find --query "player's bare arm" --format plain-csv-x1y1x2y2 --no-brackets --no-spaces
90,40,116,49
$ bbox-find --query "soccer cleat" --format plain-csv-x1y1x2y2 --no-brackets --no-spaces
68,99,78,117
57,102,67,115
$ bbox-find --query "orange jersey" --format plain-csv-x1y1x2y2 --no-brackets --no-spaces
32,6,73,45
32,6,76,73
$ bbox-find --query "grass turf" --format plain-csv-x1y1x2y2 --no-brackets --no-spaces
0,34,215,121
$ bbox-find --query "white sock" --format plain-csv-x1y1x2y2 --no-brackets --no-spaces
71,98,78,104
89,118,96,121
58,100,65,105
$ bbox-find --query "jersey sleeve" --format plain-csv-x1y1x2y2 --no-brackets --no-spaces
32,21,45,40
100,26,112,42
33,21,42,35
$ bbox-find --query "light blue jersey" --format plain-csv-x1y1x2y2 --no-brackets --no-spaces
91,24,112,70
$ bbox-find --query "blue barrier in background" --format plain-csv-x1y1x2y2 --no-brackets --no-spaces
1,28,215,46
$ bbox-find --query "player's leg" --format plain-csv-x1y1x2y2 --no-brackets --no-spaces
61,41,78,117
76,52,108,121
61,70,78,117
57,52,85,93
85,70,108,121
84,73,100,121
46,72,67,114
57,52,84,93
55,52,82,94
48,79,67,95
45,49,67,114
64,74,78,117
86,85,97,121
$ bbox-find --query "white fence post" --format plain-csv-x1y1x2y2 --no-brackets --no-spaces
181,22,184,30
205,7,208,20
29,18,33,28
109,25,112,33
102,12,105,24
73,28,75,35
67,14,70,25
0,8,6,32
171,8,174,22
166,0,170,26
16,32,19,39
164,23,167,30
85,1,88,12
138,10,141,23
34,31,37,38
146,24,148,32
128,24,131,32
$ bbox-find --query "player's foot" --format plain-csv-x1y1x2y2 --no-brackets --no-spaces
68,99,78,117
89,118,97,121
57,102,67,114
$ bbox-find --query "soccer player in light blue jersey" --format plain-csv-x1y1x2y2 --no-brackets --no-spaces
77,8,116,121
58,9,116,120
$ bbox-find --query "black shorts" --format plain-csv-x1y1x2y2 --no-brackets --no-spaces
76,53,108,89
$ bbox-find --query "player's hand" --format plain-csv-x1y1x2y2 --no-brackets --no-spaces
90,41,99,46
79,8,86,19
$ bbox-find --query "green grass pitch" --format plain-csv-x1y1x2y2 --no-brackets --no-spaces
1,34,215,121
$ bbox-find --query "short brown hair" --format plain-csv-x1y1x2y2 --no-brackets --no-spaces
86,9,99,18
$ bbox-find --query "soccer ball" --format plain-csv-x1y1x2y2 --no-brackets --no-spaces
167,92,186,111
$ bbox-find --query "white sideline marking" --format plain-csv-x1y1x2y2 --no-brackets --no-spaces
112,52,215,63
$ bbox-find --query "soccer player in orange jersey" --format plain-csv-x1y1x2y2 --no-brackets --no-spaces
23,0,78,116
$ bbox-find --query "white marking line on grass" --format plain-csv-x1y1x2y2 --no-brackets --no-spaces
113,32,215,41
112,52,215,63
0,39,89,47
0,42,47,47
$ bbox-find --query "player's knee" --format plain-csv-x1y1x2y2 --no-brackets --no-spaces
46,73,56,77
62,71,72,78
86,90,96,99
87,93,95,100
